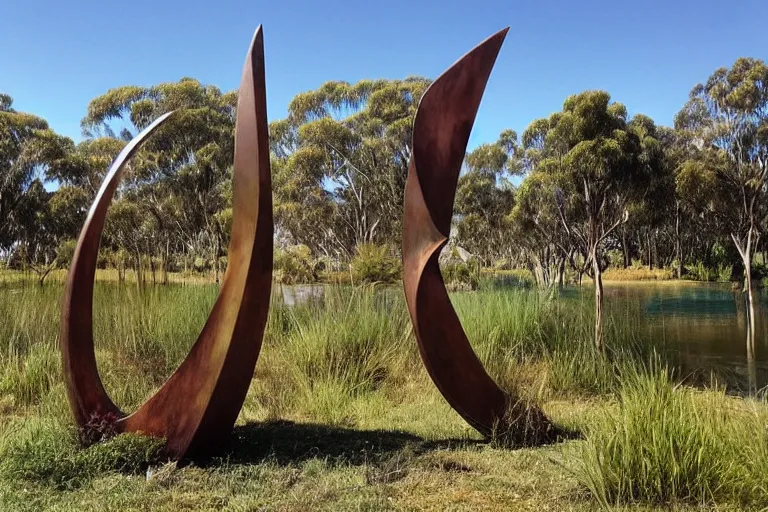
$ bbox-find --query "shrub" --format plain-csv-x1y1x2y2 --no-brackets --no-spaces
602,266,674,281
350,244,401,284
572,368,768,508
442,261,480,290
274,245,319,284
55,239,78,269
683,261,732,282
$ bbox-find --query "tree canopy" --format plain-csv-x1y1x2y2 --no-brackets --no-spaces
3,57,768,349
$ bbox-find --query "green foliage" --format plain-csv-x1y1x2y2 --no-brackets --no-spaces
454,135,519,260
2,277,768,509
271,78,431,255
452,288,655,397
683,261,732,282
0,342,60,407
0,96,74,252
675,58,768,298
274,245,319,284
0,418,165,490
281,288,410,396
350,243,401,284
442,261,480,291
55,238,77,269
573,368,768,507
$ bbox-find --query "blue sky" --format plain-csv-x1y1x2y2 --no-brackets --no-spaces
2,0,767,150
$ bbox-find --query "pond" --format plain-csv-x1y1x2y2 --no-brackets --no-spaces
599,282,768,395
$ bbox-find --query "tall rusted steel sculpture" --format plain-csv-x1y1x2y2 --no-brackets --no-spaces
60,27,272,460
402,28,519,437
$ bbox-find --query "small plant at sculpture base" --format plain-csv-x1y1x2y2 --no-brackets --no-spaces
488,397,566,449
78,411,122,446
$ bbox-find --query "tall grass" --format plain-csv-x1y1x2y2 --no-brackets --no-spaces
602,266,675,281
2,275,768,509
452,288,659,396
0,278,660,419
0,281,219,414
268,286,415,425
572,366,768,508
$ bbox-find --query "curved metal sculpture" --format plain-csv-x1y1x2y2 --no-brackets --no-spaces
402,28,513,437
60,26,272,460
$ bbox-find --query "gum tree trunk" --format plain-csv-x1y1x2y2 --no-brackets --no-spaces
733,227,758,358
592,248,604,351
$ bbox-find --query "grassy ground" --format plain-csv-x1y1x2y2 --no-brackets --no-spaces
0,277,766,510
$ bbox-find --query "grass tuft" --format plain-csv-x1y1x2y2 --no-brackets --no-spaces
572,367,768,508
0,418,165,490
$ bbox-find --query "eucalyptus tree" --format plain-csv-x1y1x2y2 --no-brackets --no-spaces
10,179,88,284
675,58,768,339
509,171,572,287
270,78,431,257
454,131,518,263
621,116,675,271
47,137,125,196
659,125,724,278
0,94,73,255
80,78,237,281
521,91,659,349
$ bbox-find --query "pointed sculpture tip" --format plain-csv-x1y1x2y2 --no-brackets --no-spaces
249,25,264,51
155,110,175,128
485,27,509,47
143,110,174,134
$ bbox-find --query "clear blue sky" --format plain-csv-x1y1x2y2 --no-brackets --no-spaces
2,0,767,150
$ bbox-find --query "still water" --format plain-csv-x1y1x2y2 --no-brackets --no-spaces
600,282,768,394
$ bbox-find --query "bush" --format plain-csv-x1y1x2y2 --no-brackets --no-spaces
683,261,732,282
442,261,480,290
350,244,401,284
55,239,77,269
602,266,674,281
274,245,319,284
572,368,768,508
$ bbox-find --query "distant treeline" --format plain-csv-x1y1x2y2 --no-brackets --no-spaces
1,60,766,302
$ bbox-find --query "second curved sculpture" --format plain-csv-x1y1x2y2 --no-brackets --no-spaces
403,28,544,438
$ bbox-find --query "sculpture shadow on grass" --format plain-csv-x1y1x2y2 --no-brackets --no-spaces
195,420,579,468
201,420,481,468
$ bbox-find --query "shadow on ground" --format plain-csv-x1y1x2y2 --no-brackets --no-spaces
201,420,481,467
197,419,578,468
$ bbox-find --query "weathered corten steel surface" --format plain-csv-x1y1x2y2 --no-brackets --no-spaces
60,26,273,460
402,28,510,437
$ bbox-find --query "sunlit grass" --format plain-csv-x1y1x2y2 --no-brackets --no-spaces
572,367,768,508
0,275,765,510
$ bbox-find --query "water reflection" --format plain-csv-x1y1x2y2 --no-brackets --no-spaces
279,284,326,306
602,282,768,395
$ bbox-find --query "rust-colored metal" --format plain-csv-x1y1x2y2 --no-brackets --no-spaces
402,28,510,437
60,26,272,460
